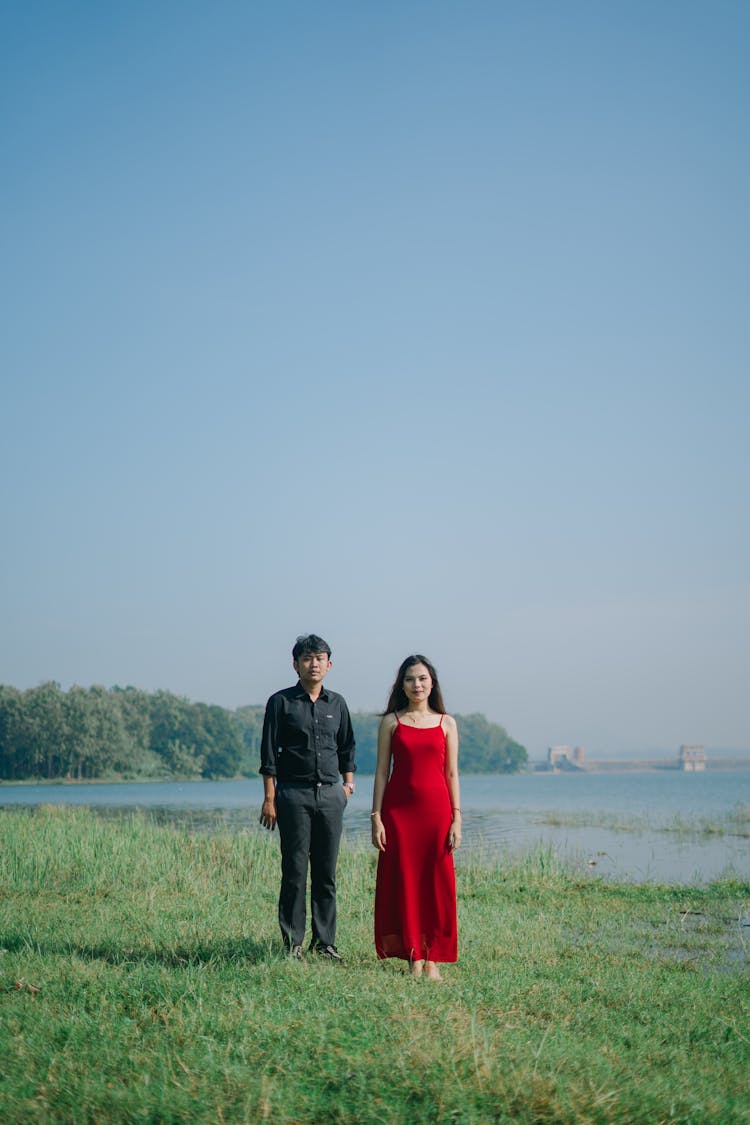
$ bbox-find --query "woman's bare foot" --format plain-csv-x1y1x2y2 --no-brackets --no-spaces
409,958,425,979
425,961,443,981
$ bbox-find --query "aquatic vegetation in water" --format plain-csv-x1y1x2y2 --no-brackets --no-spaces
535,804,750,838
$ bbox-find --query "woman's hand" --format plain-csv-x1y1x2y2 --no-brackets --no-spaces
447,814,462,852
371,813,386,852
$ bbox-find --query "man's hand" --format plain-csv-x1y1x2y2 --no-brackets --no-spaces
259,796,277,831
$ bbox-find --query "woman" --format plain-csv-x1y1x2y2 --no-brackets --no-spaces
371,654,461,980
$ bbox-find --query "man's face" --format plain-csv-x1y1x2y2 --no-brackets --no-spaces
294,651,332,688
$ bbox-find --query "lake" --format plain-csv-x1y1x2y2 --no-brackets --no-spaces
2,771,749,884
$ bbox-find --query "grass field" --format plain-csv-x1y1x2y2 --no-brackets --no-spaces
0,806,748,1124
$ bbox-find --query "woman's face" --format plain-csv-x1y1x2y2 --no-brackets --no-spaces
402,662,433,704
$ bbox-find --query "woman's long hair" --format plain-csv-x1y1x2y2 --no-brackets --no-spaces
384,654,447,715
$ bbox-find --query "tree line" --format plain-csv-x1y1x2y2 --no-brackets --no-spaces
0,683,527,782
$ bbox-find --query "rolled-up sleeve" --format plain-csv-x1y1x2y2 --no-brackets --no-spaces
337,703,356,775
259,696,278,777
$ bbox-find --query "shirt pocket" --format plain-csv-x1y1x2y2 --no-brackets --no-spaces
316,710,339,750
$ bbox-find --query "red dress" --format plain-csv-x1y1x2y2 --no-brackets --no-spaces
374,714,458,962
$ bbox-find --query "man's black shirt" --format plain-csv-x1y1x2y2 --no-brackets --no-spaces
260,682,356,784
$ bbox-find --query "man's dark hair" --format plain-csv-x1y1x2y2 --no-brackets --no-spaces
292,634,332,661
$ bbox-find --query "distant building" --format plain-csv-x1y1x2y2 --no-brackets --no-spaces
679,745,706,771
547,745,585,771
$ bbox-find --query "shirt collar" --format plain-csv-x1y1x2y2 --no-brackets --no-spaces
293,680,330,702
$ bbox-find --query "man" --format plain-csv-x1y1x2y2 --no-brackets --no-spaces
259,634,356,961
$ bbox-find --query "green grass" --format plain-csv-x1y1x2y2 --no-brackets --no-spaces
0,807,748,1124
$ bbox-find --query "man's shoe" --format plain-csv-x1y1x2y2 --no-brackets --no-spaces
310,942,344,963
289,944,303,961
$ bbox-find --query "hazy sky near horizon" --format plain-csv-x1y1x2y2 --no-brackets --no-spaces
2,1,748,757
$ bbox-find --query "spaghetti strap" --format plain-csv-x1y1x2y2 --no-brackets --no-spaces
395,711,444,729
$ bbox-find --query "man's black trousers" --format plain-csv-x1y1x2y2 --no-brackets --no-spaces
275,782,347,949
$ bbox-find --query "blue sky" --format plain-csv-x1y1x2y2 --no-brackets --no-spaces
2,1,748,757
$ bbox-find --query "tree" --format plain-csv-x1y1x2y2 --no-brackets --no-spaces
160,738,205,778
195,703,243,778
0,685,25,779
111,686,160,776
349,712,380,774
25,682,67,779
62,685,131,779
455,713,528,773
233,705,265,775
148,690,204,776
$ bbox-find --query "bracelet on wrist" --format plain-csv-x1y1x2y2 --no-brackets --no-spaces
370,811,382,818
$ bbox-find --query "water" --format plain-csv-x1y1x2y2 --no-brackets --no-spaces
2,771,749,884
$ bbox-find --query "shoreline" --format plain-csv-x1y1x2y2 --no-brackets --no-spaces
3,758,750,786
